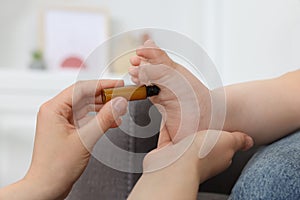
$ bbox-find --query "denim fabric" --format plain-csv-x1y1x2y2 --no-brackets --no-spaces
230,131,300,200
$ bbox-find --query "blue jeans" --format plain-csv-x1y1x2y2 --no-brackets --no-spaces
230,131,300,200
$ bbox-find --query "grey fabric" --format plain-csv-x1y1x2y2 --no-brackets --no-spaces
67,100,256,199
230,131,300,200
198,193,229,200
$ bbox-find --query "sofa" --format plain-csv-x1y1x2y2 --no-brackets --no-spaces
67,100,258,200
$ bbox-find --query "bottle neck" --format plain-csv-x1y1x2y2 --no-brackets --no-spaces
146,85,161,97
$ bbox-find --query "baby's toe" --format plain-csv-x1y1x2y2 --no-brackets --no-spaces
136,42,174,67
130,56,141,66
128,66,139,77
131,76,140,85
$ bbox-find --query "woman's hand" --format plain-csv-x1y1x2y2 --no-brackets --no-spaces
0,80,128,200
129,130,253,200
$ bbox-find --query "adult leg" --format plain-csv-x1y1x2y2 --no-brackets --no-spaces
230,131,300,200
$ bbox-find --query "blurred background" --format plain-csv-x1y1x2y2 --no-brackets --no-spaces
1,0,300,187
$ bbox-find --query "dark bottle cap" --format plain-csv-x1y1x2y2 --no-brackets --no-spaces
146,85,161,97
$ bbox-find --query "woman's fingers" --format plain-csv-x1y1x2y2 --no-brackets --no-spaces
78,97,128,150
45,80,124,121
77,115,94,127
143,130,254,178
54,80,124,108
198,130,254,159
74,104,103,122
230,132,254,151
78,115,121,129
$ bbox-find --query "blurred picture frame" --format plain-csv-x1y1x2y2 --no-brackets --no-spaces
41,7,109,71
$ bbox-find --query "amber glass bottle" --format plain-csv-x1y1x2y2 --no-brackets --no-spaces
101,85,160,103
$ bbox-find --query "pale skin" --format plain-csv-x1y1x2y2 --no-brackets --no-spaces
127,40,300,199
129,40,300,145
0,79,253,200
224,72,300,144
128,130,253,200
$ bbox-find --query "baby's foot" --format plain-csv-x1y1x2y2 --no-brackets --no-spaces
129,40,207,98
129,40,212,146
130,40,175,68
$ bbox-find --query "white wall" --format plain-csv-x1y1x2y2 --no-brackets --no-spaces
0,0,219,70
1,0,300,83
0,0,36,68
222,0,300,84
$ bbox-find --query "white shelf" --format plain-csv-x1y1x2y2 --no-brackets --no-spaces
0,68,78,90
0,69,78,116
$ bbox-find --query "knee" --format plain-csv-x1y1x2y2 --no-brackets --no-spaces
230,146,300,200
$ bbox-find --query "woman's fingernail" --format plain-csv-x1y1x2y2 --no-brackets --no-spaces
111,97,127,115
245,135,254,149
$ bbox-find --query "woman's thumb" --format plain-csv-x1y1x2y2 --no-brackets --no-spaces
78,97,128,150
